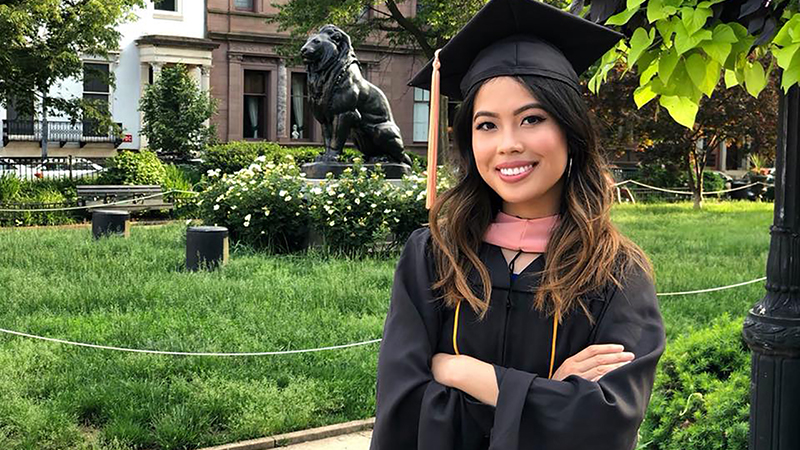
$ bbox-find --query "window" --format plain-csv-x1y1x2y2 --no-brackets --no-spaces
6,95,35,136
155,0,177,11
413,88,430,142
83,63,111,137
234,0,254,11
243,71,268,139
290,73,312,140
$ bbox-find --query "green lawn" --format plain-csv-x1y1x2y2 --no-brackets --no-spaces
0,201,773,449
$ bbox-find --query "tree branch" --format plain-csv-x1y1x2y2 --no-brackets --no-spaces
383,0,434,58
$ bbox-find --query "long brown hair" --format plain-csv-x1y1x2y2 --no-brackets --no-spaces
429,75,653,322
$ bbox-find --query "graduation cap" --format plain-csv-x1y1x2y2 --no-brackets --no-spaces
410,0,623,209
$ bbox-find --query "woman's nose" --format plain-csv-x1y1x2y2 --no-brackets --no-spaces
498,128,523,154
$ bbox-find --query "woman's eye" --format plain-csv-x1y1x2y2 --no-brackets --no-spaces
475,121,496,131
522,115,545,125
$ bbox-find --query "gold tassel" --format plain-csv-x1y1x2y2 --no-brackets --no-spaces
426,49,442,210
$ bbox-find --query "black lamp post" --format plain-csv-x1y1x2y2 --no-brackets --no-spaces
742,84,800,450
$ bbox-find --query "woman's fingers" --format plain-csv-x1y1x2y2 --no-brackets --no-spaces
587,361,632,382
571,344,626,363
571,347,634,374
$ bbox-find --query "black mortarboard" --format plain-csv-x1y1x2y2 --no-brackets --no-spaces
408,0,623,100
413,0,623,209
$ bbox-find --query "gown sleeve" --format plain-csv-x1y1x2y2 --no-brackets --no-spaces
489,265,666,450
370,228,494,450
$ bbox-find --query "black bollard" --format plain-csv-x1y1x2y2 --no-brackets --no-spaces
92,210,130,239
186,226,229,271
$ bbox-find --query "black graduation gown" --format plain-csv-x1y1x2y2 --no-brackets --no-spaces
370,227,666,450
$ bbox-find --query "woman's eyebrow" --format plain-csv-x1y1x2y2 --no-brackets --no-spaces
473,103,544,121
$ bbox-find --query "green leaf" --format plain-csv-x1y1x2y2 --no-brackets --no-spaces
674,22,712,55
713,23,738,43
701,59,722,96
688,7,712,34
634,82,658,108
656,17,677,42
778,46,800,92
774,42,800,70
743,61,767,97
659,95,699,128
700,40,731,65
724,69,739,88
647,0,677,22
773,15,800,47
685,52,707,88
658,48,680,84
639,54,660,83
628,0,647,9
606,6,639,25
628,28,655,66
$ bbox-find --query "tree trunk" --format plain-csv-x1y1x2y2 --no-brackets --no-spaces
687,152,702,209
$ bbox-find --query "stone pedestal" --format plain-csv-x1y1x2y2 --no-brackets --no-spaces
301,161,411,179
186,226,229,271
92,210,130,239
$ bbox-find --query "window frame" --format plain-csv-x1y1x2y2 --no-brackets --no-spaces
243,70,269,141
233,0,255,12
412,87,430,143
82,62,112,138
153,0,182,20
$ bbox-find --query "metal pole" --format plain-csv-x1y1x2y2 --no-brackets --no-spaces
742,84,800,450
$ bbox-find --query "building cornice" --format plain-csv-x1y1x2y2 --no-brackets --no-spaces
136,35,220,51
207,31,418,56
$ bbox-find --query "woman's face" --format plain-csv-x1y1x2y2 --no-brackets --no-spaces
471,76,568,218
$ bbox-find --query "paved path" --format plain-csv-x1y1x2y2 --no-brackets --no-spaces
283,430,372,449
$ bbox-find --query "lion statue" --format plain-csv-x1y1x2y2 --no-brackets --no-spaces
300,24,411,166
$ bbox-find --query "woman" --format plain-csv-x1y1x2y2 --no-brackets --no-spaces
370,0,665,449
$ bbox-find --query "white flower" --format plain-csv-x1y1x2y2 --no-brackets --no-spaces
416,191,426,201
384,209,391,213
284,196,292,202
370,203,377,208
359,192,366,198
329,220,336,226
337,193,345,198
279,190,288,197
213,204,220,211
243,221,250,227
296,212,300,216
355,198,360,205
311,187,322,195
207,168,221,177
244,214,252,222
360,167,367,172
256,155,267,162
264,209,271,216
405,190,413,196
231,205,237,210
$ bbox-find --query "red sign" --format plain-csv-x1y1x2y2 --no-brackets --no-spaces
123,134,133,143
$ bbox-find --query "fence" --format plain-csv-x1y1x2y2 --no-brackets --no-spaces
1,156,108,182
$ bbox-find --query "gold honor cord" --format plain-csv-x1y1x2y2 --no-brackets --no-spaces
425,49,442,210
451,302,559,379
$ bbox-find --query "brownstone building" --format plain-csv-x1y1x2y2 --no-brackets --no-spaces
206,0,429,155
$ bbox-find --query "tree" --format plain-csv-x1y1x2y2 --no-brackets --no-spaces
581,0,800,128
586,65,778,208
139,64,217,161
0,0,144,158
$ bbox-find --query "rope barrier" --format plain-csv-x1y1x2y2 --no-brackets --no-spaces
615,180,770,196
0,276,767,356
0,189,199,213
657,276,766,296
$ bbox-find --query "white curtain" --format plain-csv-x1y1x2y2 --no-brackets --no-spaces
246,96,259,138
291,76,305,139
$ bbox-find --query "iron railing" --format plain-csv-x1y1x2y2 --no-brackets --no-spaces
3,156,108,182
2,120,123,147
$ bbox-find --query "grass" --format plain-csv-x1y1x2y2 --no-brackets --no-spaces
0,200,774,449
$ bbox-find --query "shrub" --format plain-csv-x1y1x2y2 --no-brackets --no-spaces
636,165,685,189
162,164,194,193
198,156,311,252
640,315,749,450
101,150,166,186
307,160,395,255
0,173,22,202
1,188,75,227
201,142,323,176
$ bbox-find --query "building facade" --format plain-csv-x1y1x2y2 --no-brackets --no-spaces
206,0,430,156
0,0,217,158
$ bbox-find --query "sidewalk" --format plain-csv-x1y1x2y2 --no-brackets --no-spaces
283,430,372,449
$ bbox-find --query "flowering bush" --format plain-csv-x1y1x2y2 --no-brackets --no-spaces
198,155,311,252
308,160,395,255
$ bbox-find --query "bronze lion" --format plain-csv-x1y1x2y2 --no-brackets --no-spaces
301,25,411,165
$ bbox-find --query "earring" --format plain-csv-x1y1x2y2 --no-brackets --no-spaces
566,156,573,179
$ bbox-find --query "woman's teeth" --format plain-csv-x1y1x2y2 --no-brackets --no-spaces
499,164,534,176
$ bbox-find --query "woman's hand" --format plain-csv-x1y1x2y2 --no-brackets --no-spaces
552,344,634,382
